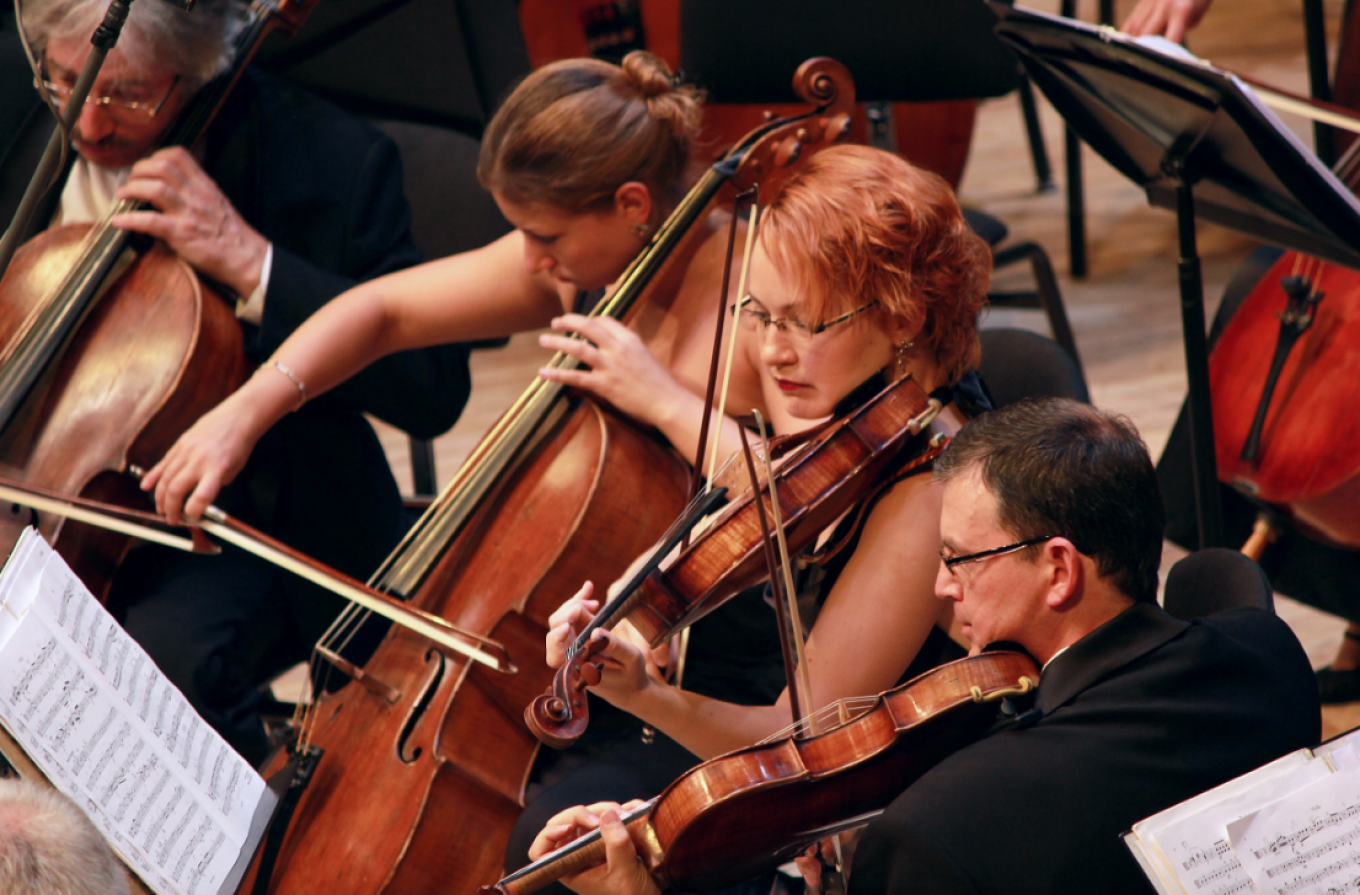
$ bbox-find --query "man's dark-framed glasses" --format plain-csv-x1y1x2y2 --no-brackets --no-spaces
940,536,1055,575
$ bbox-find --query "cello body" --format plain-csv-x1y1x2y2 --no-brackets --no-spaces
0,224,247,594
1211,255,1360,549
241,397,688,893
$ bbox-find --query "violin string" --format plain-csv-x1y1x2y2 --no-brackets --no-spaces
760,696,877,743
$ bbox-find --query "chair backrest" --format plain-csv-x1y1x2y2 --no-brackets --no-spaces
977,328,1089,408
1162,548,1275,620
679,0,1020,103
373,120,511,262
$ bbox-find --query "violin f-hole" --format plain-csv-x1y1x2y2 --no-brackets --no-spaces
396,647,445,764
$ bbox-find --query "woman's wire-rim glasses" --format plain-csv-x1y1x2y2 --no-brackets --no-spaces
940,536,1056,576
729,297,879,344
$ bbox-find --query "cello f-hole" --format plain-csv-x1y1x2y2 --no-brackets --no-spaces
397,647,445,764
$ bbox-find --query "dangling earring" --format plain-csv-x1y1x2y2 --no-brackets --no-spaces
631,222,652,239
895,339,914,376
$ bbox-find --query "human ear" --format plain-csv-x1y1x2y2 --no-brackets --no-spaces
1043,538,1083,611
614,182,653,226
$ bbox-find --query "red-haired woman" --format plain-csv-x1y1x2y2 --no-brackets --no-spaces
512,143,991,878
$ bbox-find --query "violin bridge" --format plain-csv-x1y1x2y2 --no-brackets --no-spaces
315,646,401,704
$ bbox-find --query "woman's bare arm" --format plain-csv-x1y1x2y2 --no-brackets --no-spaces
145,232,567,520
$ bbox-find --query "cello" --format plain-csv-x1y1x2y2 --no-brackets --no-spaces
1206,94,1360,551
0,0,324,595
237,57,857,895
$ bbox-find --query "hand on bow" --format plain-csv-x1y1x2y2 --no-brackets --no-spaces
112,146,269,300
537,315,687,427
1121,0,1213,44
530,801,659,895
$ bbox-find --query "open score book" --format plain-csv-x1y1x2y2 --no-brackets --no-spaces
1126,726,1360,895
0,527,276,895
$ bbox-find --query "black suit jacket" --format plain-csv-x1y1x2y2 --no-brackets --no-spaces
850,603,1321,895
0,35,471,589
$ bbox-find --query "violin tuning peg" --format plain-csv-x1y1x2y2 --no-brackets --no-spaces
775,136,804,168
580,662,603,688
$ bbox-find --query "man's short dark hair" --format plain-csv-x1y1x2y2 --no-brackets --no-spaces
934,398,1165,603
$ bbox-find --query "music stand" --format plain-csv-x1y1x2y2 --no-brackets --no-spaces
990,3,1360,549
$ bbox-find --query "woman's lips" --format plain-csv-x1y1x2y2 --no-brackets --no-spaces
775,378,807,392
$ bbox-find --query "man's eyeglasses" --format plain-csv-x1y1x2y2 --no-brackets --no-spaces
729,298,879,347
37,70,180,121
940,536,1055,576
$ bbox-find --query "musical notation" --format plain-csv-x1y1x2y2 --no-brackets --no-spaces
0,529,266,895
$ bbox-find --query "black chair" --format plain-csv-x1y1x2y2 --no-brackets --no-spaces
1162,547,1275,621
977,327,1089,408
679,0,1082,371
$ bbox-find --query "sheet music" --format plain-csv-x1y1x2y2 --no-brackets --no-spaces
1227,764,1360,895
1128,749,1329,895
0,529,267,895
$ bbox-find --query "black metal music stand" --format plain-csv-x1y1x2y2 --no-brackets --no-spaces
990,3,1360,550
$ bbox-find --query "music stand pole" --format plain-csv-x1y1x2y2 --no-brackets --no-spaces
1166,157,1225,548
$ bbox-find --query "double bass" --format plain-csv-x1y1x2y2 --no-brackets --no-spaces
239,57,858,895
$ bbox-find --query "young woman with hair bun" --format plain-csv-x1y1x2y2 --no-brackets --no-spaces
144,50,761,518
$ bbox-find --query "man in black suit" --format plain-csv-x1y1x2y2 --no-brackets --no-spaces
1,0,470,764
526,399,1319,895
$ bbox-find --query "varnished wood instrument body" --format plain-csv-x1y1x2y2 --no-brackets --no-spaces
489,651,1039,895
0,228,246,595
1211,259,1360,549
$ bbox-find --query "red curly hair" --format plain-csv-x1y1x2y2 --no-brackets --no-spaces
759,145,991,385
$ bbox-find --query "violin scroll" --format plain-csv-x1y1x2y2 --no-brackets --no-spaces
525,636,609,749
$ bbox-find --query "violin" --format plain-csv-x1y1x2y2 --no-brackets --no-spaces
238,58,859,895
0,0,319,595
526,373,949,749
490,650,1039,895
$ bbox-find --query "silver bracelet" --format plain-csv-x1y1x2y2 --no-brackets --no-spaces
263,360,307,410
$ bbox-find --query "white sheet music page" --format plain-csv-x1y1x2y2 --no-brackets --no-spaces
1227,762,1360,895
0,528,267,895
1129,749,1327,895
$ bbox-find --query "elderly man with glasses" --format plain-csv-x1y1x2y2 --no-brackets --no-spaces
527,398,1320,895
0,0,470,765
